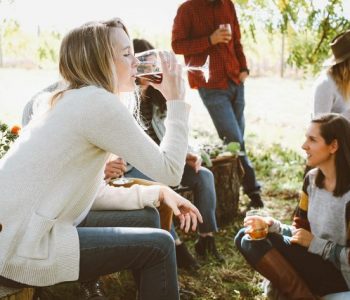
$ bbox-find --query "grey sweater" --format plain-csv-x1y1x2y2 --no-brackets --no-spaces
313,72,350,120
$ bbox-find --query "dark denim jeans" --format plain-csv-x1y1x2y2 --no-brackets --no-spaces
125,164,218,238
0,208,179,300
77,208,179,300
234,228,348,296
198,81,261,196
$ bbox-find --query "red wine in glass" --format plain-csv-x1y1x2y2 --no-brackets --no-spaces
135,72,163,84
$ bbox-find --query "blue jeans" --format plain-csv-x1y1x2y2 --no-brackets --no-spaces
125,165,218,238
234,228,348,296
77,208,179,300
0,208,179,300
198,81,261,196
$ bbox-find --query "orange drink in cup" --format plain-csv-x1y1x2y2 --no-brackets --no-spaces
245,209,269,240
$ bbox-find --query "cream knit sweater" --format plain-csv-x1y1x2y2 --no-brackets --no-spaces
0,86,190,286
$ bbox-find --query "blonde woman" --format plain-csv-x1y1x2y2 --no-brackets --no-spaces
0,18,202,300
314,30,350,120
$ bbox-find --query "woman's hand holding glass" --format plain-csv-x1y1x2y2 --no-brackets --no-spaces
244,209,274,240
104,158,126,180
160,186,203,233
135,49,209,101
153,51,185,101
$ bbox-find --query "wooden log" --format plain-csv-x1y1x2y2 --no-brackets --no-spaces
209,156,242,226
176,156,242,226
0,287,34,300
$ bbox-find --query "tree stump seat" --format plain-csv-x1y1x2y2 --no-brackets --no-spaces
174,155,242,226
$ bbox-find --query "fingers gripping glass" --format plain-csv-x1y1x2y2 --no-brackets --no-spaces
135,49,210,84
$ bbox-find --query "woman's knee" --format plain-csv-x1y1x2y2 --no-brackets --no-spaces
197,168,215,186
150,229,175,257
234,228,246,251
142,207,160,228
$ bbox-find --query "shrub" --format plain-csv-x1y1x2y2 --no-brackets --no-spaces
0,121,21,159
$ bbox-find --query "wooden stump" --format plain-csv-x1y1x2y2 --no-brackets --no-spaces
209,156,242,226
0,287,34,300
176,156,242,226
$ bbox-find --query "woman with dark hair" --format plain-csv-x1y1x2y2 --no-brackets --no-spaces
106,38,223,270
234,113,350,299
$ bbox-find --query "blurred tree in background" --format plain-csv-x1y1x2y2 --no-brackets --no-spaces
0,0,349,75
236,0,350,75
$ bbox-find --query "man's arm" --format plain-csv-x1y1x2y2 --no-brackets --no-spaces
171,4,211,55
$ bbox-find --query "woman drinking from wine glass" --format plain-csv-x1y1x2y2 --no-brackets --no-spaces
0,18,202,300
235,113,350,299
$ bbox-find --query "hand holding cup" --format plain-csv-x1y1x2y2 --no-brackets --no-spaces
244,209,271,240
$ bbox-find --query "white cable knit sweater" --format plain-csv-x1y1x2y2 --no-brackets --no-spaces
0,85,190,286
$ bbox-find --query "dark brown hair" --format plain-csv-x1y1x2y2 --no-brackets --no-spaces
312,113,350,196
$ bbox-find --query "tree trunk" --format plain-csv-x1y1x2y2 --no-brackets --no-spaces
176,156,242,226
209,156,242,226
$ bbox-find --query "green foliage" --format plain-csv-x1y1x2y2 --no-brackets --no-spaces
248,142,305,198
199,141,241,167
0,120,20,159
236,0,350,74
37,29,61,67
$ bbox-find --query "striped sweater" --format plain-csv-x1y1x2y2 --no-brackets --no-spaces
272,168,350,288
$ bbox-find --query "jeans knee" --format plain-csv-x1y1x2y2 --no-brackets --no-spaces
151,229,175,257
198,168,215,186
234,228,246,251
143,207,160,228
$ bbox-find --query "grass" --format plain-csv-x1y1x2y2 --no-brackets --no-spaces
36,142,303,300
0,68,310,299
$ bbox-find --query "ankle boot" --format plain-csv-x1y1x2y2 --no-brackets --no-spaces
255,248,317,300
176,243,200,271
247,193,264,209
80,279,108,300
195,236,225,263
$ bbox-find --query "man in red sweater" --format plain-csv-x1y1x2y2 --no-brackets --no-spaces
172,0,264,215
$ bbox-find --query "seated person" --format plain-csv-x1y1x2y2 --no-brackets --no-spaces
8,18,202,300
124,38,223,269
235,113,350,298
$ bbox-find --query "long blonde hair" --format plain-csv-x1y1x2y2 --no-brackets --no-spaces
51,18,129,105
328,57,350,101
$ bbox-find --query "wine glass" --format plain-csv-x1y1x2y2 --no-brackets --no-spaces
135,49,210,84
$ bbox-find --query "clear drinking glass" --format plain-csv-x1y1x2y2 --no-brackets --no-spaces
219,23,232,35
135,49,210,84
245,209,269,240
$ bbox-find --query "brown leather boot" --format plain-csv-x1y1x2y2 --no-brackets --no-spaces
255,248,317,300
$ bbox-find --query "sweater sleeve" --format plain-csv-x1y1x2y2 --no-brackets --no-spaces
292,175,311,231
171,4,211,55
308,236,350,273
92,182,160,210
80,89,190,186
313,76,334,116
269,175,312,236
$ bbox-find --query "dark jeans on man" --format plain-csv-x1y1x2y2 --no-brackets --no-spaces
198,81,261,197
234,228,348,296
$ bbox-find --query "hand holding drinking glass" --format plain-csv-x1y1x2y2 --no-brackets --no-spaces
210,24,232,44
135,49,210,90
244,209,271,240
